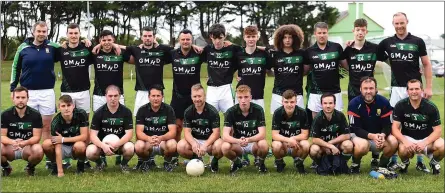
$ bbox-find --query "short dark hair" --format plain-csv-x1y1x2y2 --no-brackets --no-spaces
393,12,408,20
354,18,368,28
209,24,226,38
105,85,121,95
59,95,73,104
282,90,296,100
149,84,164,96
360,76,377,88
99,30,114,39
13,86,29,98
142,26,155,35
314,22,328,32
321,93,336,104
406,79,423,90
178,29,193,38
191,83,204,93
67,23,80,31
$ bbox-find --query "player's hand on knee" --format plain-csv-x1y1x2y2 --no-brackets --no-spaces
330,145,340,155
102,144,115,156
198,145,207,157
415,142,427,153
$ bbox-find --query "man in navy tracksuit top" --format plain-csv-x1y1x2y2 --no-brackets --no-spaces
9,21,60,146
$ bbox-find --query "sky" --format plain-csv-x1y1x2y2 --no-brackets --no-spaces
326,2,444,39
4,1,444,41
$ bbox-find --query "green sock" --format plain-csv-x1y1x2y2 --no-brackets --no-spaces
233,157,241,165
352,157,362,165
121,158,129,166
242,154,249,160
95,158,103,165
63,158,71,164
342,153,352,161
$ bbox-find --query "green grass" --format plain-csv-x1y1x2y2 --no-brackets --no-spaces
1,60,444,192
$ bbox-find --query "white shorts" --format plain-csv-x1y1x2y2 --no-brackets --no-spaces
14,148,24,160
403,135,433,158
241,142,255,155
27,89,56,115
61,90,91,113
235,98,265,110
390,87,408,107
150,141,167,156
206,84,234,113
194,138,206,146
270,93,304,114
92,95,125,112
307,92,343,113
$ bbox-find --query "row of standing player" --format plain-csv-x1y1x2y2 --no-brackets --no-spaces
4,12,437,175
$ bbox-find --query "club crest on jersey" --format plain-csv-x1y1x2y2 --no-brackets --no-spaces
376,109,381,116
46,48,50,53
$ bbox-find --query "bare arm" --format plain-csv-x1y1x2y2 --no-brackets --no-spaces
328,133,351,145
391,120,408,144
115,129,133,147
292,129,309,141
202,128,220,148
1,128,15,145
89,129,104,148
136,124,151,142
223,126,241,144
246,126,266,142
63,127,88,143
272,130,295,143
158,124,176,141
313,138,335,149
422,125,442,146
184,127,198,146
22,128,42,146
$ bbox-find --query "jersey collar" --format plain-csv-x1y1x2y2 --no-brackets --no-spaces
312,41,332,50
393,32,413,41
148,102,166,112
12,106,31,116
236,103,254,115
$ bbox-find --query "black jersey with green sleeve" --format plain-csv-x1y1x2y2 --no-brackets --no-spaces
93,50,130,96
235,48,272,99
183,102,220,140
342,41,378,99
272,106,309,137
392,98,441,140
58,43,94,92
311,110,350,141
271,49,305,95
170,48,204,95
204,44,242,86
50,108,89,145
1,106,42,140
91,104,133,141
377,33,427,87
224,103,265,139
136,102,176,136
126,45,174,91
304,41,344,94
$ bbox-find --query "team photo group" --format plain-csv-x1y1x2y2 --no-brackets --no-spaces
1,11,443,179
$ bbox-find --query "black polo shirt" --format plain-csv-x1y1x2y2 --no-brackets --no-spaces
136,102,176,136
51,108,89,145
203,44,243,87
126,44,174,91
304,41,344,94
1,106,42,140
224,103,266,139
183,102,220,140
312,110,350,141
393,98,441,140
92,50,130,96
170,48,205,95
347,94,393,138
377,33,428,87
57,43,94,92
271,49,305,95
272,106,310,137
342,41,378,99
91,104,133,141
235,48,272,99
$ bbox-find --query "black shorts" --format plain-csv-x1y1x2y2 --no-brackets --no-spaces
170,92,193,119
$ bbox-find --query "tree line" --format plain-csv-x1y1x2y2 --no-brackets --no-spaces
1,1,339,60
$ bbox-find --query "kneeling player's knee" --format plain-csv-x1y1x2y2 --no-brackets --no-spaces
434,138,444,151
221,142,232,153
42,139,54,150
134,140,145,153
123,142,135,154
258,140,268,150
86,145,99,159
73,142,86,152
271,141,283,151
341,140,353,153
300,140,311,151
166,140,177,152
310,145,320,156
31,144,44,156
